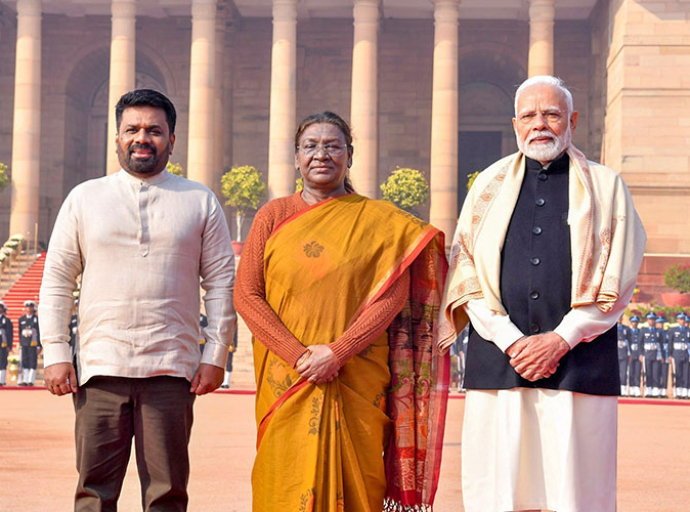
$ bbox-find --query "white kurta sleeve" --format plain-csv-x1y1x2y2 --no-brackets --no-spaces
39,191,83,367
464,298,525,353
554,279,636,349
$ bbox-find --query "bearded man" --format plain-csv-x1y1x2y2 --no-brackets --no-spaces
39,89,236,511
439,76,646,512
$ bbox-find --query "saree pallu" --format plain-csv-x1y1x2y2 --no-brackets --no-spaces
252,195,449,512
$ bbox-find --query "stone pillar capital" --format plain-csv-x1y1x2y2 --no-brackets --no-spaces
434,0,460,25
353,0,380,20
111,0,136,20
529,0,556,21
192,0,218,21
16,0,41,18
272,0,297,23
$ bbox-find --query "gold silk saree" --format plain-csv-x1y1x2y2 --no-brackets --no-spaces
252,194,449,512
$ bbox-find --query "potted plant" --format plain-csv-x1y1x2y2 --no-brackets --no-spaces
467,171,480,191
662,263,690,307
7,354,19,383
380,167,429,214
0,163,9,192
220,165,267,255
166,162,185,177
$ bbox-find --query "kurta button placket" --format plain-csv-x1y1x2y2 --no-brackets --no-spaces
535,198,545,206
532,226,542,235
538,172,548,181
138,183,150,257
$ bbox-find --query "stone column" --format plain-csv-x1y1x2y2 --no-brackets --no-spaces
350,0,379,198
105,0,136,176
213,14,227,199
267,0,297,200
187,0,217,188
428,0,460,244
9,0,42,239
528,0,556,77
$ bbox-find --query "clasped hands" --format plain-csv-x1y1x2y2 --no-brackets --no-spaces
505,332,570,382
296,345,340,385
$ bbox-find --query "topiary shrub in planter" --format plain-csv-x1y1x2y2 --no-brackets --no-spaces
380,167,429,213
662,263,690,307
220,166,267,250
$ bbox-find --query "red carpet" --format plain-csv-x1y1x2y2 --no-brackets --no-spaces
2,253,46,339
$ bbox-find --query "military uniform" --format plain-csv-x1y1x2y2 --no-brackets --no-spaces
669,314,690,399
221,328,238,389
0,307,14,385
198,314,209,354
640,313,663,397
656,319,670,397
18,313,41,386
628,318,643,397
617,322,631,396
69,314,79,358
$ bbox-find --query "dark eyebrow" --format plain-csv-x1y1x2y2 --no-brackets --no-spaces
124,123,164,131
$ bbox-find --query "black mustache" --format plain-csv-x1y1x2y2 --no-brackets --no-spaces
128,144,157,157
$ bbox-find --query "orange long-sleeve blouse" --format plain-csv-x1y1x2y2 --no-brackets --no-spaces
234,193,409,368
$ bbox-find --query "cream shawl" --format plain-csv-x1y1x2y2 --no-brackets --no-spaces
437,146,647,352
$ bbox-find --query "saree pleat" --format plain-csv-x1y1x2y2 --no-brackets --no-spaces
252,195,448,512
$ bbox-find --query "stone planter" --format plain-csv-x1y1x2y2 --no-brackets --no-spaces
7,362,19,383
660,292,690,308
231,241,245,256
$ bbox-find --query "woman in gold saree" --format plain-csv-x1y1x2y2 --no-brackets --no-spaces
234,112,450,511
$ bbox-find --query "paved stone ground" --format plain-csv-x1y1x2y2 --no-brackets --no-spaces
0,389,689,511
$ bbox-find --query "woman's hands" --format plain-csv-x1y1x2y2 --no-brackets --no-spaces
296,345,341,384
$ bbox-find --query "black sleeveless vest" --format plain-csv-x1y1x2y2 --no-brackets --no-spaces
464,154,619,396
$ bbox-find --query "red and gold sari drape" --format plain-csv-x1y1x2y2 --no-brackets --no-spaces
252,195,449,511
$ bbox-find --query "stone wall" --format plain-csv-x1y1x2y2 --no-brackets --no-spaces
604,0,690,254
2,2,685,256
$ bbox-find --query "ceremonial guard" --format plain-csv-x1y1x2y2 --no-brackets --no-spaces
199,313,209,354
656,316,670,397
641,312,663,397
669,313,690,398
18,300,41,386
69,311,78,359
617,317,631,396
0,302,13,385
628,316,643,396
220,327,238,389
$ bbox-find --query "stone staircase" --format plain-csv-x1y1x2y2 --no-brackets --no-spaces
1,252,45,385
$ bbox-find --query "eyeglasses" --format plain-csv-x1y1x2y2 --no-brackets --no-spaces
517,110,565,124
298,142,347,157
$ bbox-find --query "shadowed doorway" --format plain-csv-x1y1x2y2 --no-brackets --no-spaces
458,130,503,209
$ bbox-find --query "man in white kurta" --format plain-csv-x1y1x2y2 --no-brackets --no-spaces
439,76,646,512
39,89,236,511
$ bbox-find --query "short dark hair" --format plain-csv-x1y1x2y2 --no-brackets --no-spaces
294,111,355,193
115,89,177,134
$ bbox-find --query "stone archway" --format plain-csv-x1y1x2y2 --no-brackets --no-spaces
62,49,170,195
457,45,526,208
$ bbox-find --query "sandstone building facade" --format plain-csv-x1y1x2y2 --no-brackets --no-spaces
0,0,687,293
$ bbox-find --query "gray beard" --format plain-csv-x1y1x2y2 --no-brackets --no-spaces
517,128,571,163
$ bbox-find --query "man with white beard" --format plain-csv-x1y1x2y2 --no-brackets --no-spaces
439,76,647,511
